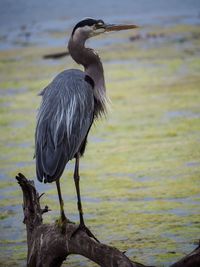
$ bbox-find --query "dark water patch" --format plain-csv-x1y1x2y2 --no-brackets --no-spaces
0,240,26,247
132,196,156,202
126,247,161,266
130,30,200,48
186,161,200,167
34,178,55,192
0,206,15,217
130,186,150,193
162,232,187,243
110,195,200,206
0,205,26,241
0,172,8,181
110,172,157,183
45,193,76,202
15,161,33,168
12,121,27,129
163,110,200,121
0,209,15,220
105,58,139,65
133,175,154,182
39,57,66,66
40,189,101,204
134,210,168,215
68,254,94,267
0,185,18,200
0,22,44,50
66,212,95,223
0,101,12,108
89,136,105,143
0,173,15,186
0,87,27,96
102,231,130,243
82,196,101,203
169,208,198,216
135,207,199,216
20,141,33,148
5,142,18,148
107,196,155,202
65,160,75,171
164,195,200,205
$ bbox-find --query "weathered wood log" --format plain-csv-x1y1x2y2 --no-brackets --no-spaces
16,173,200,267
16,173,149,267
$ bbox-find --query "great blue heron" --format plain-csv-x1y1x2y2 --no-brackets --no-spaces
35,18,138,238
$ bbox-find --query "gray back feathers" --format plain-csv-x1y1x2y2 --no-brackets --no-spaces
35,70,94,182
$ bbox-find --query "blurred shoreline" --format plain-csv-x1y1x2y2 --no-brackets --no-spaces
0,0,200,50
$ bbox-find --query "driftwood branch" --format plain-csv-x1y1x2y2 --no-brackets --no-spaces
16,173,200,267
43,51,69,59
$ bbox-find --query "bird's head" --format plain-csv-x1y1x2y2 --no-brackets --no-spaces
71,18,138,41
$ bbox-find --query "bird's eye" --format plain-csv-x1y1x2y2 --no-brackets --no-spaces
97,20,104,26
96,20,104,28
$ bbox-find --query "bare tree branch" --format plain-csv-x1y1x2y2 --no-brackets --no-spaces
16,173,200,267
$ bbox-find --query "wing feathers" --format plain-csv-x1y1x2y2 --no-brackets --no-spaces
35,70,94,182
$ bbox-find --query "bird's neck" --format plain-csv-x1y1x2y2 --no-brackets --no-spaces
68,37,108,116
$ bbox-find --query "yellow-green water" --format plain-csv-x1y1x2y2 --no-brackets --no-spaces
0,24,200,266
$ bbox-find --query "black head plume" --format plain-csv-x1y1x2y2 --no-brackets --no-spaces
72,18,105,35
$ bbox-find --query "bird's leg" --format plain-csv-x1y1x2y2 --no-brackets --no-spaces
73,154,84,225
72,153,99,242
56,180,67,222
55,180,74,234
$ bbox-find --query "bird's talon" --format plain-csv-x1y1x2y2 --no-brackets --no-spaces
71,223,100,243
55,215,70,234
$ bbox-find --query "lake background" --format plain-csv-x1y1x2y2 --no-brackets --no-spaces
0,0,200,266
0,0,200,50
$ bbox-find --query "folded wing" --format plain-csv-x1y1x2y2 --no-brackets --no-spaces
35,69,94,183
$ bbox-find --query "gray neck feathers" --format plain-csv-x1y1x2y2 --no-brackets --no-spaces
68,34,108,117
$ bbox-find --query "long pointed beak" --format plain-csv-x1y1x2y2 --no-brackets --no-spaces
104,23,139,32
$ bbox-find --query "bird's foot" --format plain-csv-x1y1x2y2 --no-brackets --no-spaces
56,214,74,234
71,222,100,243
